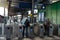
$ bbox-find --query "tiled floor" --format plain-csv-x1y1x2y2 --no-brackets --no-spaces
11,35,60,40
33,37,43,40
22,36,60,40
22,38,32,40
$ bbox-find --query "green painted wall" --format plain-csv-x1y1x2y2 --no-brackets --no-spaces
57,4,60,24
46,1,60,24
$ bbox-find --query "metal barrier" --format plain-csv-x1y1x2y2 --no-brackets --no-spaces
0,36,6,40
49,24,54,37
28,26,34,38
18,26,23,38
58,25,60,36
39,24,44,37
53,24,58,36
34,24,39,36
4,26,13,38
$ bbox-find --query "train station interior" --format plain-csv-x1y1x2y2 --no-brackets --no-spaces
0,0,60,40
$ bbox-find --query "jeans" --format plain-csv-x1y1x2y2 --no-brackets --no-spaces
23,26,28,37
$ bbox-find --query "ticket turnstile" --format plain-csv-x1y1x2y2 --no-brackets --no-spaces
0,27,2,35
18,26,23,38
49,24,53,37
4,26,13,40
34,25,39,36
58,25,60,36
28,26,34,38
39,24,44,37
0,36,6,40
0,23,6,40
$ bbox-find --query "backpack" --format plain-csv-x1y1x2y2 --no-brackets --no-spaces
24,19,30,27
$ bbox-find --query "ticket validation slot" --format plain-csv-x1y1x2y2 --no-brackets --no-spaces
30,27,33,32
28,26,34,38
19,26,23,38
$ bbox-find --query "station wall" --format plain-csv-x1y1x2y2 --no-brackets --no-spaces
0,0,8,8
46,1,60,24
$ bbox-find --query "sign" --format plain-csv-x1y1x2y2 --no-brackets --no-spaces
39,12,44,22
19,2,32,9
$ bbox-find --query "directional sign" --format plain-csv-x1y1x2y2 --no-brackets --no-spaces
19,2,32,9
34,0,37,2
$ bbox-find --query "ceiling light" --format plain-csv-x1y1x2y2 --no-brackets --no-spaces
52,1,57,3
11,4,15,7
17,15,21,16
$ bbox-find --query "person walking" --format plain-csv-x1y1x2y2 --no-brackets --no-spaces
21,16,30,37
44,18,50,36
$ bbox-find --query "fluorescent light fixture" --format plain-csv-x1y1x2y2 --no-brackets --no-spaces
52,1,57,3
14,16,16,17
11,4,15,7
17,15,21,16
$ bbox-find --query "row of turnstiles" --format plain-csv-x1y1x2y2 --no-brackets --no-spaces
0,23,60,40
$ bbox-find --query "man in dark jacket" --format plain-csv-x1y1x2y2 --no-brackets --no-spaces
24,19,30,37
44,18,50,36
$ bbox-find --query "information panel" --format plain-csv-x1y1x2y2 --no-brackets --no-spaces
39,12,44,22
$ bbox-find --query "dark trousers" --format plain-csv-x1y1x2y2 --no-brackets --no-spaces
23,26,28,37
45,29,49,36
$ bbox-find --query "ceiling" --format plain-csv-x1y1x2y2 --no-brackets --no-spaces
8,0,60,16
37,0,60,4
49,0,59,3
0,0,59,16
10,0,60,8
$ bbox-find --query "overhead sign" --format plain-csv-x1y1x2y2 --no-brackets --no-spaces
34,0,37,2
19,2,32,9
